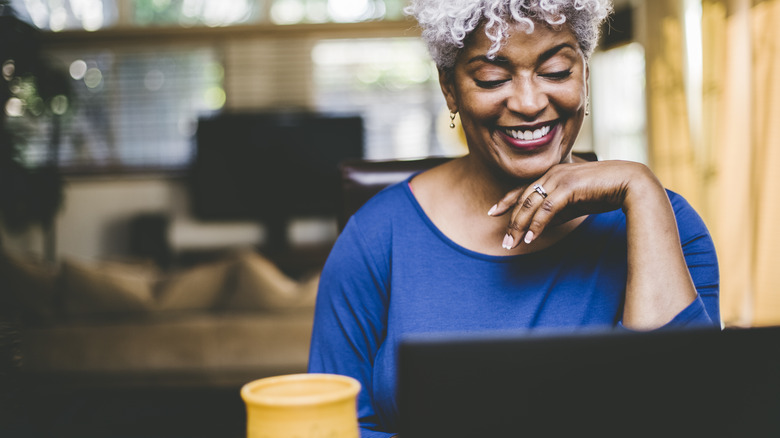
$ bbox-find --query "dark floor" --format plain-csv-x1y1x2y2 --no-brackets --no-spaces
3,382,247,438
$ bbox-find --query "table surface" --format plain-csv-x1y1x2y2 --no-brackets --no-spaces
5,379,247,438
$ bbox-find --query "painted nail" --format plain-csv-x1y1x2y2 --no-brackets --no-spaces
502,234,514,250
487,204,498,216
524,230,534,244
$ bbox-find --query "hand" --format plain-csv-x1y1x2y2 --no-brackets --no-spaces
489,159,698,329
488,160,659,249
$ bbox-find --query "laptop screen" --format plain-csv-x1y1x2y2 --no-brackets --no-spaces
398,326,780,437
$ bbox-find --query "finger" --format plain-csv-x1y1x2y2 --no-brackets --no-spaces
503,186,549,250
522,190,563,245
487,187,527,217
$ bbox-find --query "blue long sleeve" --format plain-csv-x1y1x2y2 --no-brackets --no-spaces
668,190,720,325
308,216,395,437
308,181,720,436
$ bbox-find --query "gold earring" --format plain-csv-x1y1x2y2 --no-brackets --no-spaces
449,111,457,129
585,98,590,117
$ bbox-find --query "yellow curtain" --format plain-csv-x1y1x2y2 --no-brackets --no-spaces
748,0,780,325
701,0,754,326
644,1,703,214
649,0,780,326
704,0,780,326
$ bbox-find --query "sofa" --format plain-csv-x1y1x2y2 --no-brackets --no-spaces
0,248,319,390
2,156,487,392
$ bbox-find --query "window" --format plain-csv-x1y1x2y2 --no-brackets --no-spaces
133,0,262,27
11,47,223,168
10,0,119,31
270,0,406,24
9,0,408,30
589,42,648,164
312,38,448,160
6,0,432,172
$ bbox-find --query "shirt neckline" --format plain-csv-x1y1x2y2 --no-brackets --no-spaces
401,176,598,262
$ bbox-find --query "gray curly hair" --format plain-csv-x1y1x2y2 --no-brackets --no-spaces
405,0,613,70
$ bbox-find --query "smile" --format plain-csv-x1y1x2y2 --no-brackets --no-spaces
498,122,559,150
503,124,552,141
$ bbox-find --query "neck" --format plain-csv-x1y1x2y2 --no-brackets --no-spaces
452,154,541,208
412,152,584,256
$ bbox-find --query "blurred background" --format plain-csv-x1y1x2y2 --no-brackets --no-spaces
2,0,779,324
0,0,779,435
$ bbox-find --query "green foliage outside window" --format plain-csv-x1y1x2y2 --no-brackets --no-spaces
8,0,409,31
133,0,262,27
0,8,68,237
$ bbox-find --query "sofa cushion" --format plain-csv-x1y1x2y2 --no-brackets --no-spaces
155,259,236,312
19,312,315,385
60,258,158,319
225,251,318,312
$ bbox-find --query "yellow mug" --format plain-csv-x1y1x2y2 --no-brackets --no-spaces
241,373,362,438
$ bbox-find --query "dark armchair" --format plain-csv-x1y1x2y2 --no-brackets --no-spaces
337,152,597,231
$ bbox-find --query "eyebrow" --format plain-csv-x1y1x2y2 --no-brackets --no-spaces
465,43,578,66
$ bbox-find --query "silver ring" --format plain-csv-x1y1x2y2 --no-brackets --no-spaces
533,183,548,198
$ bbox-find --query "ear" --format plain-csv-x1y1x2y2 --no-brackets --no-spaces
438,67,458,112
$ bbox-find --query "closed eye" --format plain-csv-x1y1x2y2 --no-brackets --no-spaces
541,70,572,80
475,79,509,89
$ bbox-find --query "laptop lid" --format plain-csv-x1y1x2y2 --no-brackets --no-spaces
398,326,780,438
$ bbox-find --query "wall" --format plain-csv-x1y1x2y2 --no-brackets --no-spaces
1,175,264,262
0,173,339,263
58,176,179,260
1,22,410,263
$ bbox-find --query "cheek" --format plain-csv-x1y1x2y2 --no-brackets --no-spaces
458,91,504,123
554,85,586,113
453,75,505,119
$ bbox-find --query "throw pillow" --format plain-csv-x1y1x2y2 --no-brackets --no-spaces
155,258,236,312
60,257,158,318
226,251,319,312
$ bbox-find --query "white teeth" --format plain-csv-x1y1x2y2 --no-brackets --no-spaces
507,125,552,140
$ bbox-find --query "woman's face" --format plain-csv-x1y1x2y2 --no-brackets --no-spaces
440,20,588,181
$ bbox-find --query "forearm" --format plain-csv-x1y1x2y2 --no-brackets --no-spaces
621,173,698,330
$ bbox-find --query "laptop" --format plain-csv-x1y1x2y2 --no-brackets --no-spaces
398,326,780,437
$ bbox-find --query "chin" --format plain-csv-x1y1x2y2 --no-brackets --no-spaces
491,130,571,181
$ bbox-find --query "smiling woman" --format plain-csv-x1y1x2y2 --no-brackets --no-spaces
440,22,588,181
307,1,721,436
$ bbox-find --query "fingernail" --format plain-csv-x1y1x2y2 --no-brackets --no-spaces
487,204,497,216
502,234,514,250
524,230,534,244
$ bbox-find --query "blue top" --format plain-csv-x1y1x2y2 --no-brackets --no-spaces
308,179,720,438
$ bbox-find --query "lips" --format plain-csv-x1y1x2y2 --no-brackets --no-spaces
498,122,559,150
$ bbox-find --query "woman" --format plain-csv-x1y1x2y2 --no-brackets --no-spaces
308,1,720,436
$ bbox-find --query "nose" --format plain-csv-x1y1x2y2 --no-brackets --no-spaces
506,77,547,120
